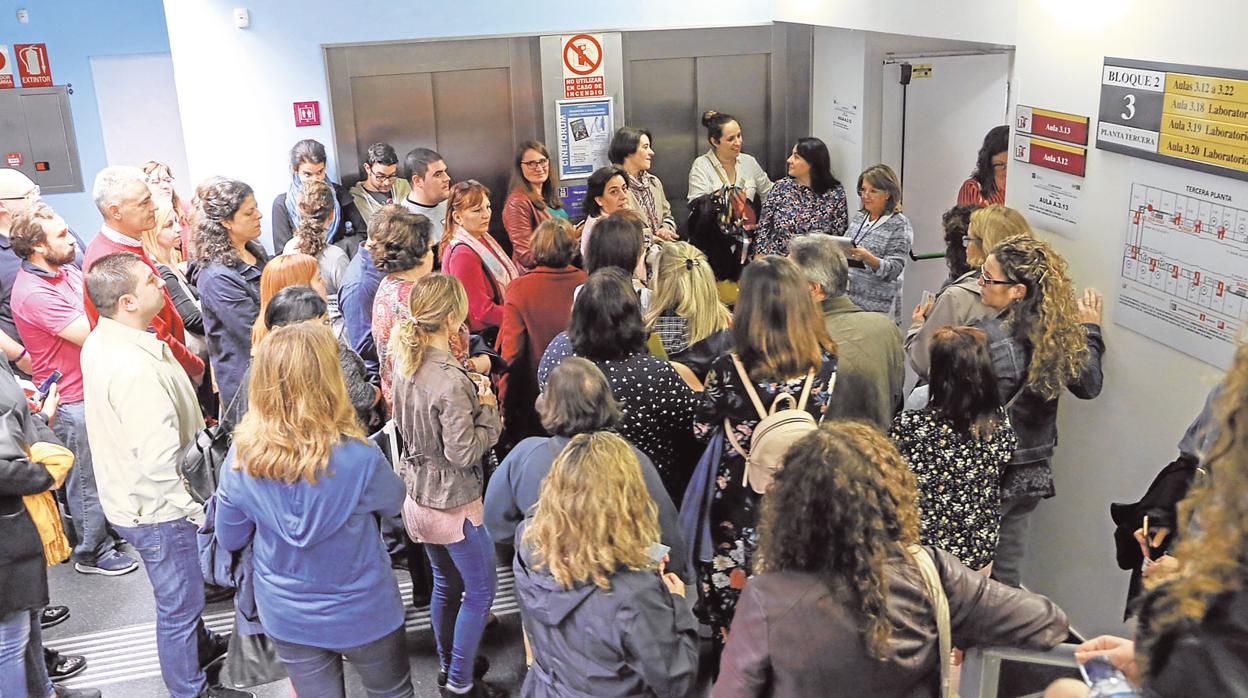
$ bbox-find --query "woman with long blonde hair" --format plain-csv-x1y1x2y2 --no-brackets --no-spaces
975,235,1105,587
714,423,1068,696
906,204,1034,378
142,204,206,354
215,322,412,698
388,273,503,697
643,241,732,378
515,431,699,697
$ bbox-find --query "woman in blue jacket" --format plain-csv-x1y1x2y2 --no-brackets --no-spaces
193,177,269,415
215,322,411,698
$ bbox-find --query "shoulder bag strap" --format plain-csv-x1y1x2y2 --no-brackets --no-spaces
729,353,769,420
707,153,733,189
795,368,816,412
907,544,953,698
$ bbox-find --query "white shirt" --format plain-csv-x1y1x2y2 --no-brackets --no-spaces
687,149,774,203
400,197,448,251
81,317,205,526
98,224,143,248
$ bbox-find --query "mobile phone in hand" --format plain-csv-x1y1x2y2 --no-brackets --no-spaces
1080,656,1136,696
33,370,62,403
647,542,671,564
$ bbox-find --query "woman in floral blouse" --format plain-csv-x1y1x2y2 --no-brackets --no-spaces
693,256,837,647
751,137,848,257
889,326,1016,572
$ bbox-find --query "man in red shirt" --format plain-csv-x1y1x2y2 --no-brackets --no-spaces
84,166,204,383
10,203,139,576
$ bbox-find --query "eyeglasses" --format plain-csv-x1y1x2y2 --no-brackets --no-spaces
962,235,981,248
979,265,1016,285
521,158,549,170
0,186,40,203
368,168,397,183
857,187,884,198
991,160,1009,171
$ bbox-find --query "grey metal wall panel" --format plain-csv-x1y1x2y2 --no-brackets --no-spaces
696,53,772,177
432,67,515,235
0,87,83,194
627,57,698,227
349,72,437,175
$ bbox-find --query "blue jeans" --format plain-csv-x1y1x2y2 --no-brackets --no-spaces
426,520,497,689
54,401,114,563
115,518,209,698
271,625,414,698
0,609,54,698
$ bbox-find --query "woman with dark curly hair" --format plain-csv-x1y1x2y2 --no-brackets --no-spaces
974,235,1105,587
194,177,269,414
957,125,1009,207
713,422,1069,697
283,179,349,339
940,203,980,286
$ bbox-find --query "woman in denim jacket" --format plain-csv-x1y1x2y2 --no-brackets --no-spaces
972,235,1105,587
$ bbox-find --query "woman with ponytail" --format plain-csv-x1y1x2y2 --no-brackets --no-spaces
974,235,1106,586
388,273,503,697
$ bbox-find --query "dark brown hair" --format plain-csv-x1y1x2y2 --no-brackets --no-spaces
509,140,562,210
569,268,646,361
537,357,623,437
585,211,643,275
927,326,1004,438
733,256,834,382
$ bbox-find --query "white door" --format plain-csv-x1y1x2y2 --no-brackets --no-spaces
880,53,1011,324
90,53,191,200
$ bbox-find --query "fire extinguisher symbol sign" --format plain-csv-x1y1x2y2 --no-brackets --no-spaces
14,44,52,87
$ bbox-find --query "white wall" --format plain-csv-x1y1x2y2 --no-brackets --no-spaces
811,28,867,184
161,0,775,248
1007,0,1231,636
777,0,1016,45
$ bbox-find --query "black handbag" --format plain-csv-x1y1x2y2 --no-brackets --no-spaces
178,388,244,504
225,628,287,688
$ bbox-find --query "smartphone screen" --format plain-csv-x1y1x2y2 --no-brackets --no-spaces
647,542,671,564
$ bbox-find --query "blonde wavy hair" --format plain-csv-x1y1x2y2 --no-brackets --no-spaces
233,322,365,484
521,432,660,590
140,204,182,267
1142,345,1248,678
389,273,468,378
643,241,731,346
967,205,1032,266
990,236,1089,402
756,421,920,660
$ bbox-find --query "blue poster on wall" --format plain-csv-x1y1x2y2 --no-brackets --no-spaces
557,97,613,180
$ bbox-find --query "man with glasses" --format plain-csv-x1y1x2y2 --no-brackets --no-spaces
349,142,411,234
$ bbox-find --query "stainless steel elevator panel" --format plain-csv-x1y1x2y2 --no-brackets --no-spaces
349,72,436,166
626,57,699,224
695,53,771,173
431,68,514,208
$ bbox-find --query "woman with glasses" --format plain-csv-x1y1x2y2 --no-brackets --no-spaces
752,137,848,258
973,235,1105,587
957,125,1010,207
441,180,519,343
844,164,913,320
906,205,1032,379
503,140,568,272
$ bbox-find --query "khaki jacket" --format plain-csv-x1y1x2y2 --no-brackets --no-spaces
349,179,413,231
904,270,993,378
391,346,500,510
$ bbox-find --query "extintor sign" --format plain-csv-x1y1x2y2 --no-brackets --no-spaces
14,44,52,87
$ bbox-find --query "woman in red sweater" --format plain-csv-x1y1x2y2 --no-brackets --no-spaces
440,181,519,344
495,218,586,447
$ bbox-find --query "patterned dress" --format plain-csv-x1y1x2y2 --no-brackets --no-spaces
693,350,837,633
889,408,1017,570
751,177,848,257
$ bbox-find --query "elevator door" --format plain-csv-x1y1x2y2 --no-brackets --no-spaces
326,38,540,243
623,25,810,232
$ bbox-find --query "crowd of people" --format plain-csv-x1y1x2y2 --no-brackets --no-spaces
0,113,1239,698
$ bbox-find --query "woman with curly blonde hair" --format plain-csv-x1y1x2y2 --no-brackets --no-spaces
974,235,1106,586
215,322,412,697
282,179,349,339
515,431,699,697
1069,341,1248,696
906,204,1033,378
714,422,1069,697
643,241,733,378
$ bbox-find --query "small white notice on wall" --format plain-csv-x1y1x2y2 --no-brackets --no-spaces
1024,168,1084,237
832,99,858,142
